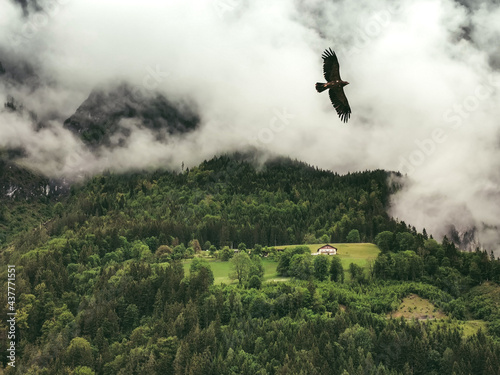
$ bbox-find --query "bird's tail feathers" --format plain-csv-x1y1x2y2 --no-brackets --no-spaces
315,82,327,93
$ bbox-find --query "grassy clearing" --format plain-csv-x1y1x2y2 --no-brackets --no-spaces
461,320,489,337
261,260,281,282
183,257,280,284
279,243,380,270
424,319,488,338
388,294,447,320
388,293,488,338
182,243,379,284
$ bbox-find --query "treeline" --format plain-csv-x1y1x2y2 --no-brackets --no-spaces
373,231,500,286
34,155,401,251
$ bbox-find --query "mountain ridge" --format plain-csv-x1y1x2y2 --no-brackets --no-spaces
63,83,200,147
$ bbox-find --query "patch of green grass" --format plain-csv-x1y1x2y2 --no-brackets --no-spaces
389,294,447,320
183,258,232,284
461,320,489,337
335,243,380,270
182,243,379,284
279,243,380,270
424,319,488,338
388,294,488,338
261,260,280,282
183,257,280,284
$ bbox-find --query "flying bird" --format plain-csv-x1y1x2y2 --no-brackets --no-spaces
316,48,351,123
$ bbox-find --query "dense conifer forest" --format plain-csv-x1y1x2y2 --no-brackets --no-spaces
1,155,500,374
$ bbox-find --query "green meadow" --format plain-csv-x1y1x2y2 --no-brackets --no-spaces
279,243,380,270
183,243,380,284
388,293,447,320
183,257,280,284
387,293,488,337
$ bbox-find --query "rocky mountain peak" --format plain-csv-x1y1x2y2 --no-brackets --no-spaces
63,83,200,147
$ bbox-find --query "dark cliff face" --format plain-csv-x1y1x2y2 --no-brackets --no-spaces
0,152,68,201
1,57,199,148
447,224,487,253
63,84,200,147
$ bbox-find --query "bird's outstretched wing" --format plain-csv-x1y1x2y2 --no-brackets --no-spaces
322,48,341,82
328,87,351,123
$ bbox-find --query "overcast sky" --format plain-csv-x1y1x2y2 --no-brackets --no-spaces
1,0,499,253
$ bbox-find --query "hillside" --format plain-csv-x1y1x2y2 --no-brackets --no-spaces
3,0,500,373
1,155,500,374
40,154,399,248
0,153,401,251
0,152,67,245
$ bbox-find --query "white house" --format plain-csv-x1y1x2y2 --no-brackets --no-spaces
312,244,338,256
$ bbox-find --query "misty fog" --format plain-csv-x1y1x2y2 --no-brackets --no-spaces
1,0,499,253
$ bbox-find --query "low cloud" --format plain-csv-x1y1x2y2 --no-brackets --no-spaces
1,0,499,253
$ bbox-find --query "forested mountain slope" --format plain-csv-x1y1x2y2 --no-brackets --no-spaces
40,154,399,249
1,154,500,375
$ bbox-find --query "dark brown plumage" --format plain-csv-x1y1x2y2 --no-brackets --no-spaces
315,48,351,123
